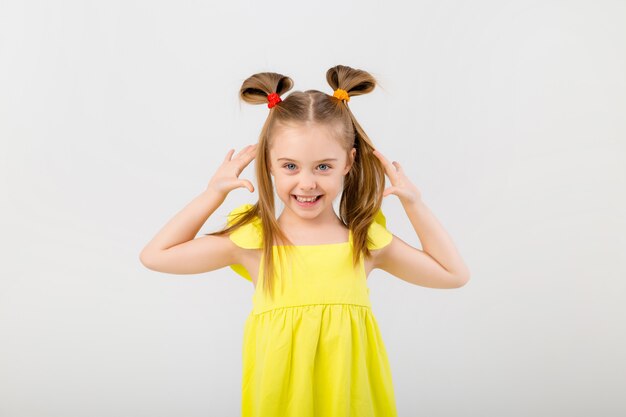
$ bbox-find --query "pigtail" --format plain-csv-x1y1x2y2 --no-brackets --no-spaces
240,72,294,106
324,65,387,267
326,65,376,102
225,72,297,300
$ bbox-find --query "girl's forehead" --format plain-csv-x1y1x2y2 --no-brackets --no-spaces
271,123,344,153
270,132,345,160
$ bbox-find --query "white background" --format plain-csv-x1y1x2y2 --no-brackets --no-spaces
1,0,625,416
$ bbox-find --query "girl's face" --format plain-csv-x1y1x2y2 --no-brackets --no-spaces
269,123,356,223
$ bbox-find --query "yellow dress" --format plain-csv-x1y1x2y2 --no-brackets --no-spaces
227,203,398,417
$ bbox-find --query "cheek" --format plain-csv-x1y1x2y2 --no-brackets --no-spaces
273,178,290,192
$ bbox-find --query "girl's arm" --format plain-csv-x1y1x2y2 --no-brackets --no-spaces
375,199,471,289
139,189,239,274
371,149,471,289
139,144,258,274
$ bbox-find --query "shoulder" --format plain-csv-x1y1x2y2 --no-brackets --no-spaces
366,207,394,250
226,203,263,282
227,203,263,249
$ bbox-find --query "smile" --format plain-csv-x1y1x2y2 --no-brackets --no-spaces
292,194,323,206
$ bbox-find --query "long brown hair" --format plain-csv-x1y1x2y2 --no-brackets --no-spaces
206,65,387,300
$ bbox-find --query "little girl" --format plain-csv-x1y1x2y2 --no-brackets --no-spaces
140,64,470,417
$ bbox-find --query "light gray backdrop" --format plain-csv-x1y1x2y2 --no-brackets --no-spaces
1,0,625,416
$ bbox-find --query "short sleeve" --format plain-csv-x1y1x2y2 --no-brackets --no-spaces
227,203,263,249
226,203,263,282
366,208,393,250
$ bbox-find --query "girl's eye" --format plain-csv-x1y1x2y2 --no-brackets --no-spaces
282,163,332,171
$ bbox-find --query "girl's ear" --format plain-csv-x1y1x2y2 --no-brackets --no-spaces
345,147,356,175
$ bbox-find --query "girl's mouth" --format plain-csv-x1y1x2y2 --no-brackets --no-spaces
292,194,323,207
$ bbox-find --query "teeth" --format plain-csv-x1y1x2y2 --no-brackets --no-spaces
295,195,319,202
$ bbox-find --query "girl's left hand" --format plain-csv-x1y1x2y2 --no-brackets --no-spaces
372,149,422,205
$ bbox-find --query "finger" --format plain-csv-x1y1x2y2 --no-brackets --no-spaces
246,144,258,157
372,149,389,167
242,180,254,192
234,145,252,157
373,149,399,182
372,149,392,169
383,186,400,197
223,148,235,163
236,144,258,160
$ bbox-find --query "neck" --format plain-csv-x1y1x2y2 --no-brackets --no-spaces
277,207,343,230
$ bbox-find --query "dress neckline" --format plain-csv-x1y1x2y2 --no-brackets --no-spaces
272,229,352,247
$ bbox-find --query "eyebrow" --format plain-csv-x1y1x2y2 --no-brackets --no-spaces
277,158,338,163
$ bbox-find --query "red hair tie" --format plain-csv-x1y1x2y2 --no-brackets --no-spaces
267,92,282,108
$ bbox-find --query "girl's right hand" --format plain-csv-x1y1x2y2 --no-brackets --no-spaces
206,144,258,196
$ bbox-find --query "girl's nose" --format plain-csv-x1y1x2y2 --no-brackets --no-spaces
299,181,317,191
298,173,317,190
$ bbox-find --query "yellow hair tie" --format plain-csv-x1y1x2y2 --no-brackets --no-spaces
333,88,350,102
